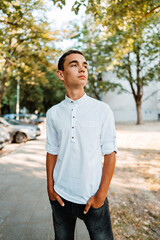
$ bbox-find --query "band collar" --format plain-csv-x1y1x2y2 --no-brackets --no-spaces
65,93,88,104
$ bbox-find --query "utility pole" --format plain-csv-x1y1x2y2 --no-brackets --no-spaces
16,76,20,120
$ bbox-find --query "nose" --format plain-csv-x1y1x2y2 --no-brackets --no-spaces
78,64,86,73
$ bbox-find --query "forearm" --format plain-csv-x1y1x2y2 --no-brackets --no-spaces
84,151,116,213
46,152,57,190
46,153,65,206
97,151,116,200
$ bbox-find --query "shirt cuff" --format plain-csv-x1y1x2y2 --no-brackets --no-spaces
101,142,118,156
46,145,59,155
102,147,118,156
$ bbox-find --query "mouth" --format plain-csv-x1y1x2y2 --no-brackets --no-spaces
78,75,86,79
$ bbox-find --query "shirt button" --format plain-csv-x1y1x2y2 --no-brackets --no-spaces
72,109,73,111
71,101,73,103
72,126,74,128
73,116,75,118
72,136,74,139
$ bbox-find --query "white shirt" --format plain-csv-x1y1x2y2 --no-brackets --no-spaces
46,93,117,204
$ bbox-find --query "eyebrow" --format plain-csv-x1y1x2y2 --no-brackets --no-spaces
68,60,88,65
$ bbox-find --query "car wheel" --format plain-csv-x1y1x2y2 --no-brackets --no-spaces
14,132,27,143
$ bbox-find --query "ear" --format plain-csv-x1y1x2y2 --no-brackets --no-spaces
57,70,64,81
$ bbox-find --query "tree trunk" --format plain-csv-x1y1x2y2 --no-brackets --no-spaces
0,89,3,116
0,95,2,116
93,87,100,100
0,61,9,115
136,101,143,125
135,44,143,125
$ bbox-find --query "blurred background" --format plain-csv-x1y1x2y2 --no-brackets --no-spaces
0,0,159,124
0,1,160,240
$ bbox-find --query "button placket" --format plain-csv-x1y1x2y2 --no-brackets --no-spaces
71,103,77,143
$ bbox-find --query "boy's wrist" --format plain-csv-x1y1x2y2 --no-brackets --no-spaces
47,180,54,190
96,189,108,201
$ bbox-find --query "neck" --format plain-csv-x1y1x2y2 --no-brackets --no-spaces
65,88,85,100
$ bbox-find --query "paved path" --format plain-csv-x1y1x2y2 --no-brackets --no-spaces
1,121,159,239
0,129,90,240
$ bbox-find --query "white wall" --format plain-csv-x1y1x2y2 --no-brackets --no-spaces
102,71,159,122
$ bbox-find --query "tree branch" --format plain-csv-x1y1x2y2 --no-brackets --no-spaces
142,90,160,102
0,20,18,26
127,53,137,100
136,5,160,31
136,44,141,99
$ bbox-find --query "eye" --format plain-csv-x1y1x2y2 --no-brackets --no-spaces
84,65,88,69
71,64,77,67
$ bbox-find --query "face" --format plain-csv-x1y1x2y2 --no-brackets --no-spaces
57,53,88,89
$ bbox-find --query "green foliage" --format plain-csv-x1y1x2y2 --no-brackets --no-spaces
115,24,159,96
57,0,159,123
2,66,65,114
1,77,17,114
0,0,63,114
71,19,122,99
52,0,160,58
0,0,23,18
1,0,159,117
39,66,65,113
52,0,87,14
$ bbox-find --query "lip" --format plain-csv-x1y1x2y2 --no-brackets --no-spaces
78,75,86,78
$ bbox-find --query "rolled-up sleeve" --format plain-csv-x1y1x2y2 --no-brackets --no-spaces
46,109,59,155
100,106,118,155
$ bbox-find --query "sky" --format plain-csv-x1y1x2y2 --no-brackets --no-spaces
44,0,86,50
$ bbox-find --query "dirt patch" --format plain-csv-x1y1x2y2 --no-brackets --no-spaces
109,121,160,240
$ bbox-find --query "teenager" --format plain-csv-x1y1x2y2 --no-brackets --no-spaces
46,50,117,240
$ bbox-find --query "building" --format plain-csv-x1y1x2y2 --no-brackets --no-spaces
102,71,160,122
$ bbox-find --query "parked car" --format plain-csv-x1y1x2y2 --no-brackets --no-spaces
0,117,38,143
0,125,10,150
3,113,44,125
7,119,41,137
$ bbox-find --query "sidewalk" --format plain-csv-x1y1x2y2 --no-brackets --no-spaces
0,130,90,240
1,121,160,239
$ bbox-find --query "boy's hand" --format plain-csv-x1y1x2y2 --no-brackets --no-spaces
83,194,105,214
48,187,65,207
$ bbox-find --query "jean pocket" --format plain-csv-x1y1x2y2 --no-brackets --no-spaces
90,202,105,211
49,199,57,204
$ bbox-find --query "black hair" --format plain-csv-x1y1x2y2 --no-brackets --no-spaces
58,50,84,70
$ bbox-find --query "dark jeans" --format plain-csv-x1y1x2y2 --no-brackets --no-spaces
49,197,114,240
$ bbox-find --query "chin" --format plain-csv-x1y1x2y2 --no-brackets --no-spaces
73,80,87,88
83,81,87,86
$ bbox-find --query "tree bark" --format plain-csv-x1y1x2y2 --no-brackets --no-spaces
93,87,100,100
136,100,143,125
127,53,143,124
0,61,9,115
135,44,143,125
0,95,2,116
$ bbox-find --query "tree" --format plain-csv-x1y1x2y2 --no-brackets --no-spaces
52,0,160,124
0,0,60,114
52,0,160,58
2,65,65,114
52,1,160,32
114,26,159,124
40,66,65,113
71,20,122,99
